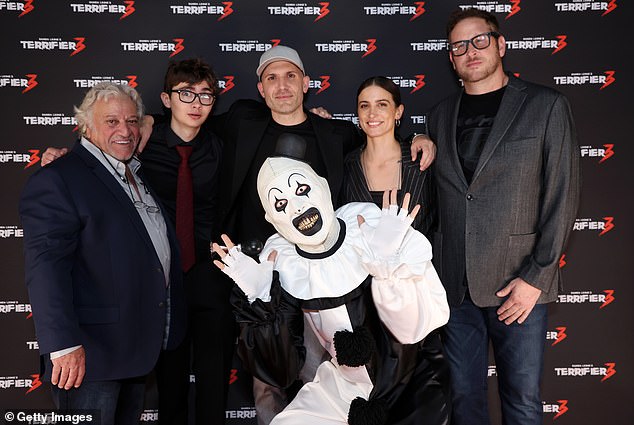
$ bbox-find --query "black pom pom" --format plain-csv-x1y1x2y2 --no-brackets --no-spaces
348,397,388,425
333,327,375,367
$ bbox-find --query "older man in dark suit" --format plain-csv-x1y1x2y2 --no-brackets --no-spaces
425,9,581,425
20,82,186,425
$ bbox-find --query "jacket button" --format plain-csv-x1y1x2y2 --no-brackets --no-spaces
466,194,474,201
158,302,165,308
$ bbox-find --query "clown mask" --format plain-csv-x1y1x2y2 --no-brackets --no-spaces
257,156,336,248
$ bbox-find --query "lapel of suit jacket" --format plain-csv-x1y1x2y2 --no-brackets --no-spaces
400,140,424,202
309,113,344,202
471,75,528,184
138,165,181,272
229,111,271,208
447,93,469,188
73,143,159,256
346,147,372,202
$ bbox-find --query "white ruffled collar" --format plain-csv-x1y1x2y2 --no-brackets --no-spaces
260,203,382,300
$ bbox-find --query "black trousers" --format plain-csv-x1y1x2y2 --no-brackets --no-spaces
388,330,452,425
155,262,236,425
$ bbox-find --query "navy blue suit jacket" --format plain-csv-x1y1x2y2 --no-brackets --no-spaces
19,142,186,382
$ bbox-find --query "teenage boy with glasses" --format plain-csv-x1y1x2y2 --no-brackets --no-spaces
142,58,233,425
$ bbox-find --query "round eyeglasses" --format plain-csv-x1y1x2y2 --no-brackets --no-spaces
133,200,160,214
449,31,500,56
171,89,215,106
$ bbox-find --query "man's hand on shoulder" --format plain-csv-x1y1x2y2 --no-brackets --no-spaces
51,346,86,390
137,115,155,154
41,147,69,167
309,106,333,119
410,134,436,171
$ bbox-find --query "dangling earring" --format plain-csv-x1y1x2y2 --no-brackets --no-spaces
395,119,401,127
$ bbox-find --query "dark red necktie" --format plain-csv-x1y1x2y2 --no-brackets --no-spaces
176,145,195,272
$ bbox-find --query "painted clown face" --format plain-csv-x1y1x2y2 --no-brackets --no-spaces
257,157,335,247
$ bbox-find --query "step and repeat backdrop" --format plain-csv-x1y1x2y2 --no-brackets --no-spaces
1,1,631,424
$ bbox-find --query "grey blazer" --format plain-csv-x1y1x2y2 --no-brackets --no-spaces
428,74,581,308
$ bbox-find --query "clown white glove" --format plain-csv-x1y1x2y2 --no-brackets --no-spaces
359,191,418,260
212,237,275,303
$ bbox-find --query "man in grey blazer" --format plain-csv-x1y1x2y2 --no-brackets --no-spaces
425,9,581,425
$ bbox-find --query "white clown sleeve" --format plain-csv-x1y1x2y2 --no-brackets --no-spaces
363,228,449,344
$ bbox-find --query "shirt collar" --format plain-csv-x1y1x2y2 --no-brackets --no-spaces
165,126,201,149
80,136,141,174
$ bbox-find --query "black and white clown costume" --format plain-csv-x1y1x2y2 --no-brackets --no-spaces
214,148,449,425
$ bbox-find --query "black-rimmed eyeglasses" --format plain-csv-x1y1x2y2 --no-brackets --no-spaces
171,89,215,106
449,31,500,56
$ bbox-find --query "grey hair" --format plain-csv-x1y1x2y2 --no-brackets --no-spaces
74,82,144,136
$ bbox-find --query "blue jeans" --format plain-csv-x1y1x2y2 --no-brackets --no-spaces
443,295,547,425
51,376,146,425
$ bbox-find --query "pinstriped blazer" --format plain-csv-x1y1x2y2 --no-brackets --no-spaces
341,138,436,237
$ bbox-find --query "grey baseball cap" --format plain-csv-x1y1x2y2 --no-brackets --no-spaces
256,45,305,79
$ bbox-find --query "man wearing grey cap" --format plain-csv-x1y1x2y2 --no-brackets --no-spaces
212,45,363,253
209,45,363,423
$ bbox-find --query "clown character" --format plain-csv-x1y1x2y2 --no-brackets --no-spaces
212,134,449,425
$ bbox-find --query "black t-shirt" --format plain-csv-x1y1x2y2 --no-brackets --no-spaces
456,86,506,184
235,119,326,246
